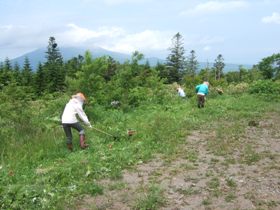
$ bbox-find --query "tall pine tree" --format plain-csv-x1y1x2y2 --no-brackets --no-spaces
13,62,22,85
1,58,13,86
166,32,185,83
213,54,225,80
45,37,65,92
21,57,33,86
34,63,46,96
185,50,199,78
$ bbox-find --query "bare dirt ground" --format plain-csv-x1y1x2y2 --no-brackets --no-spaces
77,113,280,210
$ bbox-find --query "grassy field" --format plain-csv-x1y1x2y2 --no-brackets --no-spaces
0,92,279,209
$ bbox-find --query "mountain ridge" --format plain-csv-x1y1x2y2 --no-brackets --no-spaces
9,47,253,72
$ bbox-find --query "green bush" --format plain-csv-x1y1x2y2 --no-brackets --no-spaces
249,80,280,94
226,82,249,95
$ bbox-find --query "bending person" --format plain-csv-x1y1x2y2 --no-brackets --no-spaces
195,81,209,108
61,92,92,151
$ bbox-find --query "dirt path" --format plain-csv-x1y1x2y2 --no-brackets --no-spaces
77,113,280,210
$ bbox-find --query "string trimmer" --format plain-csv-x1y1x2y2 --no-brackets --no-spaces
90,126,120,140
90,127,136,140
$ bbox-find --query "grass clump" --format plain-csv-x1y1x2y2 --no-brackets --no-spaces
133,184,166,210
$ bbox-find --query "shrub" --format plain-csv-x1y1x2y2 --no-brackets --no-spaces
226,82,249,95
249,80,280,94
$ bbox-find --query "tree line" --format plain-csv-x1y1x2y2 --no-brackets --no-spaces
0,34,279,104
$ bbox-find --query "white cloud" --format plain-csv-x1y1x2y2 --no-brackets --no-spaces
57,24,171,54
59,23,126,43
103,30,171,54
0,23,172,59
262,12,280,24
0,24,51,59
180,0,248,16
0,24,42,48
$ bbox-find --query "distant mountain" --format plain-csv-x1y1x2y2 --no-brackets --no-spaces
10,46,252,72
10,47,163,70
199,62,253,72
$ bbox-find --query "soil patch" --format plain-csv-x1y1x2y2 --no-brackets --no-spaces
76,113,280,210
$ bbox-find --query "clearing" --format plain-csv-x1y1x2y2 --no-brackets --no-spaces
76,112,280,210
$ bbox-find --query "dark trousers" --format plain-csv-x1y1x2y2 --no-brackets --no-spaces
197,95,205,108
62,122,84,144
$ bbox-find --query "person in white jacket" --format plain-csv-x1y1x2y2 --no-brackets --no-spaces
61,92,92,151
177,86,186,98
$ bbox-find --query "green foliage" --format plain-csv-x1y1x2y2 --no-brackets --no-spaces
226,82,249,95
249,80,280,98
258,53,280,79
21,57,33,86
249,80,280,94
183,76,201,97
165,32,186,83
2,42,280,209
44,37,65,93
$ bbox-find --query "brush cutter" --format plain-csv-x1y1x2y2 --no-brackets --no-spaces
90,126,120,140
90,127,136,140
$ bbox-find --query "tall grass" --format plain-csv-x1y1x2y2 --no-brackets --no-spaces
0,93,279,209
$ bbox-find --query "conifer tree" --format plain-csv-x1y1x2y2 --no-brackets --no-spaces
45,36,65,92
13,62,22,85
1,58,13,86
156,62,168,83
64,55,84,78
185,50,199,78
213,54,225,80
103,56,117,81
166,32,185,83
0,62,4,88
21,57,33,86
34,63,46,96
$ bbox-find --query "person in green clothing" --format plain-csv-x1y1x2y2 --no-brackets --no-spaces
195,81,209,108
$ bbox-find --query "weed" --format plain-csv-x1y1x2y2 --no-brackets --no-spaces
226,177,237,188
225,192,237,202
207,177,220,189
133,185,166,210
206,177,221,197
242,145,261,165
185,150,199,162
202,197,212,206
205,170,214,177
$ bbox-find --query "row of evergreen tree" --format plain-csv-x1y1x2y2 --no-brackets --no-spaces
0,34,279,99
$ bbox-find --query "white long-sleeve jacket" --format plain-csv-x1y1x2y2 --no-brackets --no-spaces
61,98,90,125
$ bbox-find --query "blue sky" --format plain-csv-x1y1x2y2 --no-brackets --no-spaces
0,0,280,65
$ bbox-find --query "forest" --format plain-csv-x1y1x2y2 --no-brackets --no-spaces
0,33,280,209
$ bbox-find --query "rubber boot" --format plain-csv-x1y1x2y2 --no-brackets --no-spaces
79,134,89,149
67,143,73,151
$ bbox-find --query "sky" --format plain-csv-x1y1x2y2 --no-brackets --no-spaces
0,0,280,65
